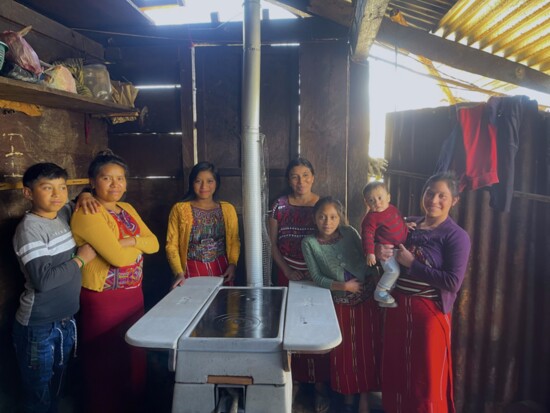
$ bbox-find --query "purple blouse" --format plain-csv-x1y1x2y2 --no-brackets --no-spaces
399,216,471,314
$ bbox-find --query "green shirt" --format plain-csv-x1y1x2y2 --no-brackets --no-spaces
302,226,376,298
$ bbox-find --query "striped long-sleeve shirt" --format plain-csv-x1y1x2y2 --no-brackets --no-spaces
361,204,408,256
13,204,81,326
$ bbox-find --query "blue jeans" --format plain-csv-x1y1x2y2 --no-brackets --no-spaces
13,318,76,413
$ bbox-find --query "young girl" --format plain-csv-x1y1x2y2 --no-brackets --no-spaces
166,162,240,287
302,197,381,413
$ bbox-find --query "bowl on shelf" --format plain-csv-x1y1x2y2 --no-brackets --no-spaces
0,41,8,71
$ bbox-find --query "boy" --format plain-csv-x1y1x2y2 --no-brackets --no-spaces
12,163,96,413
361,181,408,307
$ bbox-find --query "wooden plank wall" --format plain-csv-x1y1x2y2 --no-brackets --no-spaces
300,41,355,220
195,45,298,200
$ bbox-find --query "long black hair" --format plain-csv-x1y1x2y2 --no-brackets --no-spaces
182,162,221,201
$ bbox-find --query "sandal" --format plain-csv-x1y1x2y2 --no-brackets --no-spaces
314,391,331,413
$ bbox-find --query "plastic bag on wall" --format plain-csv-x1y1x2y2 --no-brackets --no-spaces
43,65,77,93
0,26,42,75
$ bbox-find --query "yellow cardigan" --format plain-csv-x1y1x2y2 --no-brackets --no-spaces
71,202,159,292
165,201,240,276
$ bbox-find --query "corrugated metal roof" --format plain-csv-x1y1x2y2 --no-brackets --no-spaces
435,0,550,82
386,0,458,31
379,0,550,105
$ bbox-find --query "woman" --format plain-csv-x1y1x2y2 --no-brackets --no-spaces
302,197,381,413
269,157,330,412
71,150,159,413
269,157,319,286
376,172,471,413
166,162,240,287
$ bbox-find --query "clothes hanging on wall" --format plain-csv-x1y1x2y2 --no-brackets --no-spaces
487,95,538,212
457,103,499,191
435,96,538,212
434,103,498,192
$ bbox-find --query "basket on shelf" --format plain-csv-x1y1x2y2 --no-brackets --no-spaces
0,41,8,71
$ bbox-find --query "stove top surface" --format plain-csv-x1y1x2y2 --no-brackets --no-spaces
189,287,284,339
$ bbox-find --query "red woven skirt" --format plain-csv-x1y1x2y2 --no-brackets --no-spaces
382,292,454,413
186,256,233,286
186,255,228,277
331,299,382,394
79,287,146,413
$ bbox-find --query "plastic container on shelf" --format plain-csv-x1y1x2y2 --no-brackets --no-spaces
83,64,112,100
0,41,8,71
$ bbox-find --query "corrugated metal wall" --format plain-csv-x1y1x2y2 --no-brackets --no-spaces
385,105,549,412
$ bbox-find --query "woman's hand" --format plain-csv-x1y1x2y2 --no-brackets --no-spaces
76,243,97,265
118,236,137,248
395,244,414,268
344,278,362,293
171,273,185,289
222,264,236,283
375,243,394,262
74,192,101,215
406,221,417,231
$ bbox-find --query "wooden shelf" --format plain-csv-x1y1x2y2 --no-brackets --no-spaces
0,76,137,115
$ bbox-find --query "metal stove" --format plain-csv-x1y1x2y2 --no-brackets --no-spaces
126,277,341,413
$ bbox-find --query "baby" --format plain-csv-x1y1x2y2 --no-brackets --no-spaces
361,181,408,307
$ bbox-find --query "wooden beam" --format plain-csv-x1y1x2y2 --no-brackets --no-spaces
377,19,550,94
0,178,89,192
265,0,311,18
308,0,352,27
350,0,391,61
0,77,136,114
13,0,153,30
92,18,348,47
347,60,371,229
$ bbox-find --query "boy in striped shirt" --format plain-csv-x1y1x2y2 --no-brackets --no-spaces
12,163,95,413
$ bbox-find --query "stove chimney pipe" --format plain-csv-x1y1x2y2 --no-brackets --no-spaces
242,0,263,286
